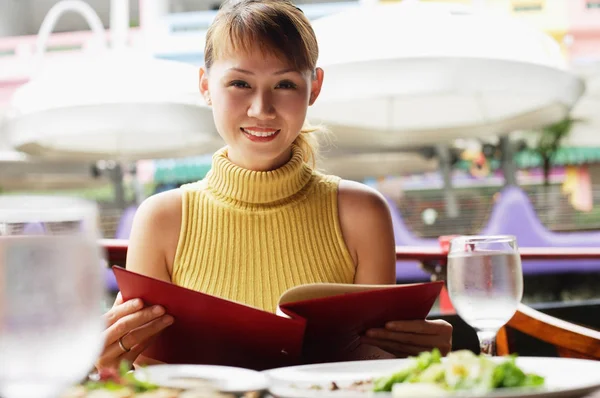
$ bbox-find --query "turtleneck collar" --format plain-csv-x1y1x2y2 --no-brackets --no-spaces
205,145,314,205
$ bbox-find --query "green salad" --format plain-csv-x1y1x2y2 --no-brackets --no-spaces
373,349,545,396
84,361,160,394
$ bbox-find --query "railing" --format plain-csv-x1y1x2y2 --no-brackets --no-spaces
99,207,129,239
102,238,600,270
93,185,600,239
398,186,600,238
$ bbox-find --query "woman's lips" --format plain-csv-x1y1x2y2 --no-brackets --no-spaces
241,127,281,142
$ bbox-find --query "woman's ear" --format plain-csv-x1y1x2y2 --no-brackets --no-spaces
199,67,211,105
309,67,324,106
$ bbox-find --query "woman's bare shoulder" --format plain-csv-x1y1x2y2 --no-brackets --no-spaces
337,179,390,218
136,189,183,221
126,189,184,280
337,179,392,243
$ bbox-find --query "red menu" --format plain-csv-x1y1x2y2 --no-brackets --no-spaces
113,266,443,370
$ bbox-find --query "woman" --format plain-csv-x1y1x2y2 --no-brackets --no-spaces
96,0,452,370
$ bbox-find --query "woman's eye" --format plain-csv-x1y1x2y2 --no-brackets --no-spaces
276,81,297,89
230,80,250,88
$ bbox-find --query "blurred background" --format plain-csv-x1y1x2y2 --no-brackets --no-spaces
0,0,599,308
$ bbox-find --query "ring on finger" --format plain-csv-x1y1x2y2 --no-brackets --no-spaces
118,336,131,353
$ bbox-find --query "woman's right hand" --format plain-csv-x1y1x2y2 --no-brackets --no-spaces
95,292,174,371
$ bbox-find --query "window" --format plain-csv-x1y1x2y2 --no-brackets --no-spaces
511,0,544,12
0,49,16,58
587,0,600,9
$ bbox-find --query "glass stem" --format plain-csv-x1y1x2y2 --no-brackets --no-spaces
476,330,497,356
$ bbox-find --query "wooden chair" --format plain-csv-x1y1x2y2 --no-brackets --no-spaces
496,303,600,360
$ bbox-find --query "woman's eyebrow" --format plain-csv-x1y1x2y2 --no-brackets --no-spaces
273,68,299,75
227,67,254,75
225,67,299,75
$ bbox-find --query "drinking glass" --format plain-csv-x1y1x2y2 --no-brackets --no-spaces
0,196,105,398
446,235,523,356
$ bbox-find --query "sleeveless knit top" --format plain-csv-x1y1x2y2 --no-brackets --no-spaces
172,145,356,313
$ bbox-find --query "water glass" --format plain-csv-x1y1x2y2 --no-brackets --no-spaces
0,196,105,398
446,235,523,355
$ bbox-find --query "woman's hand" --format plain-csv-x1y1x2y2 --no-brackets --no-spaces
360,319,453,358
95,293,174,371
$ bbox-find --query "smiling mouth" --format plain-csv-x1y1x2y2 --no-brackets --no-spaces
240,128,280,137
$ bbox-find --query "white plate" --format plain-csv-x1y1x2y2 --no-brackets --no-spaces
263,357,600,398
134,364,269,394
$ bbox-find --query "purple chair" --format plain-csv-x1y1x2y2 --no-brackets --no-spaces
115,205,138,239
104,206,138,293
105,262,119,293
481,185,600,275
385,197,437,282
23,222,46,235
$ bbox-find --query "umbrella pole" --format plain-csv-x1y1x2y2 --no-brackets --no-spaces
139,0,169,46
131,164,146,206
110,0,129,51
436,145,460,218
500,136,518,186
109,163,127,210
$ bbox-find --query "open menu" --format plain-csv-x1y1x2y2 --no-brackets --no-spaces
113,266,443,370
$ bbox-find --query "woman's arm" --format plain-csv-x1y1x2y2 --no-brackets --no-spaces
337,180,453,357
96,189,182,370
337,180,396,285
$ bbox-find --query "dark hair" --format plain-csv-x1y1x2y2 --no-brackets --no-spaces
205,0,318,73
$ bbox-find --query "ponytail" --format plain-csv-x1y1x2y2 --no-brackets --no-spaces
294,121,330,168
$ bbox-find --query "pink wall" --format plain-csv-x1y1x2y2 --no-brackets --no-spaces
567,0,600,61
568,0,600,33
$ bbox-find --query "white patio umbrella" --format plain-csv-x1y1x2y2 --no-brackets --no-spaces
0,107,103,190
1,0,220,161
309,1,585,150
0,151,105,191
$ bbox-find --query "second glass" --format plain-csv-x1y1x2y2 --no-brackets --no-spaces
446,235,524,356
0,196,105,398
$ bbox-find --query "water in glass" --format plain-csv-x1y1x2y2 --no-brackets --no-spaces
447,235,524,355
0,196,105,398
448,251,523,331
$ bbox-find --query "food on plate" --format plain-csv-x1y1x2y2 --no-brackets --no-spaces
304,380,372,392
60,362,246,398
373,349,545,396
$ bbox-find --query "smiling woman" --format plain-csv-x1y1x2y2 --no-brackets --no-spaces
94,0,453,372
199,0,324,171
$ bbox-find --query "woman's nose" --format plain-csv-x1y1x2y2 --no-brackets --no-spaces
247,92,276,120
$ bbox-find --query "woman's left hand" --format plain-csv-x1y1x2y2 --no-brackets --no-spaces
360,319,453,358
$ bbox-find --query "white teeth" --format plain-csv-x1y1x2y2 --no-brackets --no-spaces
243,128,278,137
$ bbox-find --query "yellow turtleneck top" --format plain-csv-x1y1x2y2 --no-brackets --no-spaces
172,145,356,313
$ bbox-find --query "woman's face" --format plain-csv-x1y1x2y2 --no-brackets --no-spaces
200,47,324,171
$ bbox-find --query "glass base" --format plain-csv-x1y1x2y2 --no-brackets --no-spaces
476,330,498,356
